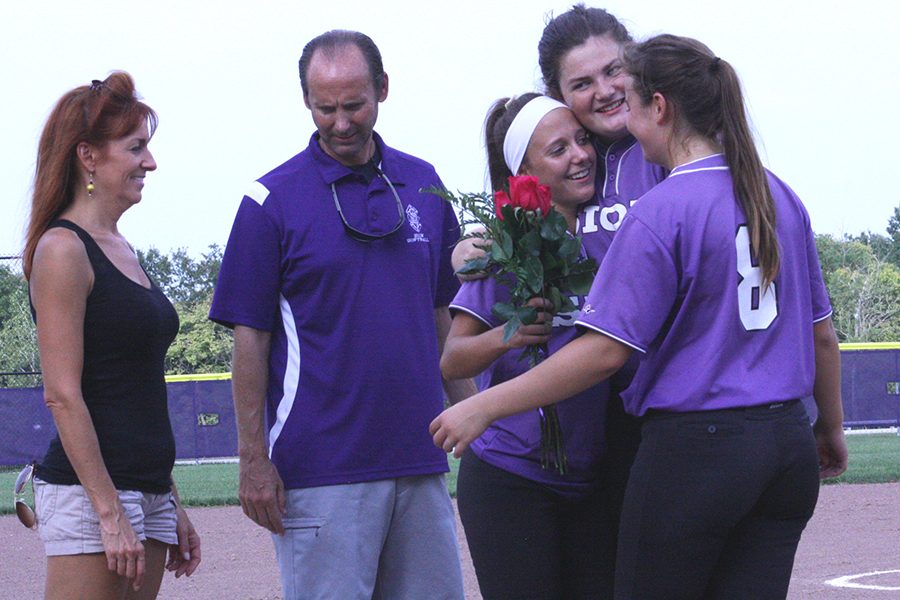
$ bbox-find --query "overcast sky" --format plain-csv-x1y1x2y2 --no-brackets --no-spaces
2,0,898,257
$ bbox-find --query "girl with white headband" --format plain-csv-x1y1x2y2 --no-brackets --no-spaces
441,92,613,599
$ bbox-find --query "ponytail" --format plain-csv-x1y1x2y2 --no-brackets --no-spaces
717,60,779,288
483,93,541,193
624,34,779,288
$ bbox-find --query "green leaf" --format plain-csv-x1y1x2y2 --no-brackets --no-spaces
541,252,563,278
521,256,545,295
516,305,539,326
547,286,564,314
491,229,514,262
492,301,518,323
501,315,522,344
558,237,582,261
556,292,578,313
456,255,492,275
540,211,569,240
566,270,596,295
517,230,543,257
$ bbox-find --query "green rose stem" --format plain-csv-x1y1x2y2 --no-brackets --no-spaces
529,289,567,475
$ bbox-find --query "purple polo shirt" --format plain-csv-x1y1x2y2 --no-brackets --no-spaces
577,154,832,416
451,275,608,496
209,132,460,489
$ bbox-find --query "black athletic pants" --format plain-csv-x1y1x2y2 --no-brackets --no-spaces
614,400,820,600
457,450,616,599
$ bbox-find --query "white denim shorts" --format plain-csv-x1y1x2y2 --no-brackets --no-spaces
34,478,178,556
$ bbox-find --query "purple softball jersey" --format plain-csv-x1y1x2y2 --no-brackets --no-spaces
576,135,667,387
577,135,668,262
209,133,460,489
577,154,831,416
450,273,609,496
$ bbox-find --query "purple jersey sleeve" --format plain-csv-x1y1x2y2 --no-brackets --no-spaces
209,191,282,331
449,276,512,328
804,216,832,322
578,213,677,353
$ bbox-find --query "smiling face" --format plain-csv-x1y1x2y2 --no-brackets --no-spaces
557,35,628,144
520,107,596,213
304,44,388,166
93,122,156,206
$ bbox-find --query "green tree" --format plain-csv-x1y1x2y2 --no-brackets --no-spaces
137,246,232,375
817,235,900,342
164,293,233,374
0,262,41,386
138,245,223,305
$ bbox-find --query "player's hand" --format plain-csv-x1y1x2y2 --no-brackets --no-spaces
429,398,494,458
452,234,491,281
813,422,848,479
239,455,286,534
167,505,201,578
99,509,145,591
505,297,553,349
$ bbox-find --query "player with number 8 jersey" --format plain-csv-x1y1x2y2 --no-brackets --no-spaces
430,32,848,599
576,152,828,416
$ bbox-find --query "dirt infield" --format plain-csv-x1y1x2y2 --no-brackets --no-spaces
2,483,898,599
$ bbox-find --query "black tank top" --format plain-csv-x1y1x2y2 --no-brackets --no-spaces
35,220,179,493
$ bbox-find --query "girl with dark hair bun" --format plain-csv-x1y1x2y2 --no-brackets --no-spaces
442,94,615,598
24,72,200,599
433,33,847,600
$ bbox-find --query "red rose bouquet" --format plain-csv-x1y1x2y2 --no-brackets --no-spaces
428,176,597,474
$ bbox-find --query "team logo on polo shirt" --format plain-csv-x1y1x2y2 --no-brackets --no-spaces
406,205,429,243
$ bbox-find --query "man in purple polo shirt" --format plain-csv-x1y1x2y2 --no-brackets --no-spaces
209,30,472,599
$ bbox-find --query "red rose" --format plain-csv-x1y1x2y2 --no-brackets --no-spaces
494,189,512,220
508,175,552,215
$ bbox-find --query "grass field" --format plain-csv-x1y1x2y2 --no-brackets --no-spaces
1,433,897,515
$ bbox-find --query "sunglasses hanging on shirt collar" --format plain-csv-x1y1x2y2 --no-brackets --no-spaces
332,164,405,242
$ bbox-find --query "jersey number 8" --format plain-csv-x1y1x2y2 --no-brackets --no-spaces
735,226,777,330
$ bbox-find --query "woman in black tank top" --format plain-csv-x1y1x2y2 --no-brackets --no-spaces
23,73,201,599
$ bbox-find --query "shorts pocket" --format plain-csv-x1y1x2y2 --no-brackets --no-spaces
282,517,326,537
34,479,57,525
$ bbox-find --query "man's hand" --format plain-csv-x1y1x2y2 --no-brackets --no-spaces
239,455,286,534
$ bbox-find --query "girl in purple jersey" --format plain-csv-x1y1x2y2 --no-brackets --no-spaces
444,93,613,599
451,5,666,582
432,34,848,600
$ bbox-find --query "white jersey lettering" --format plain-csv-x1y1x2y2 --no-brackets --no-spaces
735,225,777,330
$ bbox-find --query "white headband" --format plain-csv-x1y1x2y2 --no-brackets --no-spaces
502,96,569,175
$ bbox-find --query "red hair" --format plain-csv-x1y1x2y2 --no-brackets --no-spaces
23,71,158,277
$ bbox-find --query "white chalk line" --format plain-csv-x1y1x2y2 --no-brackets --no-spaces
825,569,900,590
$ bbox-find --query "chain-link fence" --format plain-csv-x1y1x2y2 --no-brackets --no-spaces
0,255,41,388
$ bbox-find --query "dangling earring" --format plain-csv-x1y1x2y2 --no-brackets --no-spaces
86,172,95,197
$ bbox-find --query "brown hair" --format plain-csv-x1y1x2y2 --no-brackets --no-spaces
624,34,780,288
483,93,542,193
298,30,385,97
538,4,632,99
24,71,157,277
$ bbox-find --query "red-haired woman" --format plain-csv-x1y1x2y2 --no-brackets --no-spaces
24,72,200,600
